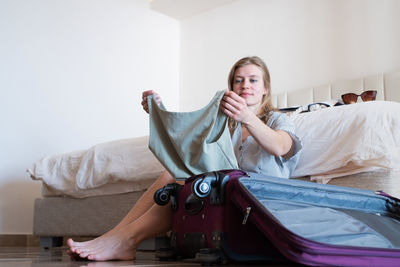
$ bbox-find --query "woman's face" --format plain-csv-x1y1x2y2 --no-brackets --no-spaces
232,64,267,111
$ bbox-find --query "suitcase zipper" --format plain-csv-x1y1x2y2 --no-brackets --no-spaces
242,206,251,225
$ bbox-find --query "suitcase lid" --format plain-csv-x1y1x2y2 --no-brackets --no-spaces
232,174,400,266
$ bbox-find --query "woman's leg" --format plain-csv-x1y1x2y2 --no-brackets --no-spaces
67,170,176,259
114,170,176,228
71,202,173,261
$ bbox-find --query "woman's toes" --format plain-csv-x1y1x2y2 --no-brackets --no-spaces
87,254,95,260
79,251,89,258
67,238,75,247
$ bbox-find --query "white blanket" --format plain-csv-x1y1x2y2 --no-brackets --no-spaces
291,101,400,183
28,136,164,198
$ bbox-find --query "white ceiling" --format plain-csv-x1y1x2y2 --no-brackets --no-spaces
149,0,237,20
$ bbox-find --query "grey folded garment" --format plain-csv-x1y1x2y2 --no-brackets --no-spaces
148,90,238,180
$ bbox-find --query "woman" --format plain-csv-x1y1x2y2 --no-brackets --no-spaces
67,56,302,261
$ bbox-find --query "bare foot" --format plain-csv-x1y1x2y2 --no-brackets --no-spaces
67,227,137,261
66,248,89,261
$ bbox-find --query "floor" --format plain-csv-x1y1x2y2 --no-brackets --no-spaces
0,247,303,267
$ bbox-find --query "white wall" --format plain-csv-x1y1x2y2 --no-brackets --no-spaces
2,0,400,235
179,0,400,110
0,0,180,234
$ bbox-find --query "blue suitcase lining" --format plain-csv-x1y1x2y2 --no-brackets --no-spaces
240,175,400,249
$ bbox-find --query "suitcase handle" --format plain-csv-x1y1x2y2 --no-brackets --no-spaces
184,194,204,215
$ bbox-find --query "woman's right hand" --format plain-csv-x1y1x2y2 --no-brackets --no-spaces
220,90,254,125
141,90,162,114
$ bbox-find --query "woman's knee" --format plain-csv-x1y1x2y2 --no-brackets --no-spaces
159,170,176,184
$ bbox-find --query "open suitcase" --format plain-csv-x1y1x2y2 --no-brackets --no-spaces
154,169,400,266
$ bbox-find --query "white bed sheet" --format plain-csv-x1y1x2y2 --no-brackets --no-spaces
291,101,400,183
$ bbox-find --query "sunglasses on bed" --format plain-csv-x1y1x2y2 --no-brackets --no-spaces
341,90,377,104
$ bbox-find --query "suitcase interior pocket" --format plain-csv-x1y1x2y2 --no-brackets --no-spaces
262,199,399,248
240,177,400,250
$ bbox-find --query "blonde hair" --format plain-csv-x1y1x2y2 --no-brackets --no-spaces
227,56,276,130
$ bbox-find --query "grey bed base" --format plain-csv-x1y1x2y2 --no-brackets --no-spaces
33,190,156,250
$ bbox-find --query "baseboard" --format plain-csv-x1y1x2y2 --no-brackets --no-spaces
0,235,40,247
0,235,96,247
0,234,156,249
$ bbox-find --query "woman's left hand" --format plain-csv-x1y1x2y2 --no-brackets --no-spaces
220,91,254,124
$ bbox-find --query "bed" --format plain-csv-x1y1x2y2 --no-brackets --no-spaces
29,136,165,248
29,70,400,248
271,70,400,184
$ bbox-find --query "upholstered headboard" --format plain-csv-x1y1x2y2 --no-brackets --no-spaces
272,70,400,108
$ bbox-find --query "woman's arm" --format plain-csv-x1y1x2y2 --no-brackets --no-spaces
220,91,294,158
243,114,294,158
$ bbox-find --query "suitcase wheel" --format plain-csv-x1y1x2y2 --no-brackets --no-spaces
192,171,230,205
154,183,183,209
155,247,176,261
155,236,176,261
193,178,212,198
154,189,171,206
195,248,225,265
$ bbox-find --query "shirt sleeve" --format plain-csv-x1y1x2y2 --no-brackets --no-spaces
268,112,303,160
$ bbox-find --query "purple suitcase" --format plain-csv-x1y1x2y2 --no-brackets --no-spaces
154,169,286,264
154,169,400,266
